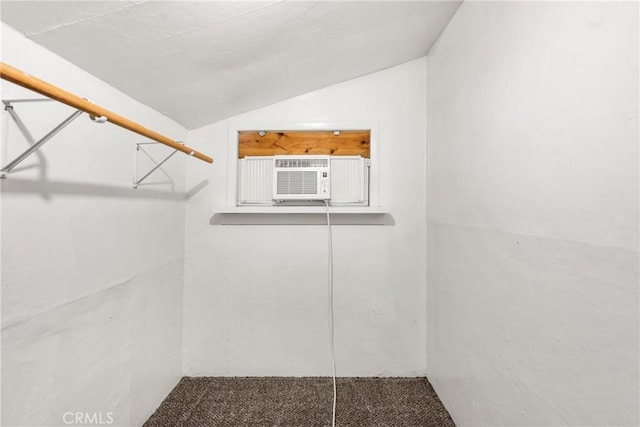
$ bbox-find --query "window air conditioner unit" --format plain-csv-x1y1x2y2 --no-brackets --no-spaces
273,155,330,201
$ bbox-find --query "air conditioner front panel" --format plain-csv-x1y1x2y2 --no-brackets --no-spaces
273,155,330,201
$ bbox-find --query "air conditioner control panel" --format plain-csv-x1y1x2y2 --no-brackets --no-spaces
320,171,329,195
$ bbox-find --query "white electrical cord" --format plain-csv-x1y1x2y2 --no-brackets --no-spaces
325,200,337,427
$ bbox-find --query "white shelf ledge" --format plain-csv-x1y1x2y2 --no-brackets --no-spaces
215,206,390,214
211,206,392,225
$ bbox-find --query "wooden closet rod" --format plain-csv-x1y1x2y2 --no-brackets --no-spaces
0,62,213,163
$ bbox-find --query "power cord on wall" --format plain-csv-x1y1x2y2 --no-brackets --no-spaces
324,200,337,427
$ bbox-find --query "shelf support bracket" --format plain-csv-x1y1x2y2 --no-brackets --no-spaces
1,100,83,179
133,142,182,189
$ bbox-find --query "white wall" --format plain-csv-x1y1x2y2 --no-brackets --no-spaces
183,58,427,376
1,24,187,427
426,2,639,426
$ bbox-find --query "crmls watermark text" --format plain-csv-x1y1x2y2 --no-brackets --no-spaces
62,412,114,425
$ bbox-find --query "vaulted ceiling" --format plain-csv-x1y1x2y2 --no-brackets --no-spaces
1,1,461,129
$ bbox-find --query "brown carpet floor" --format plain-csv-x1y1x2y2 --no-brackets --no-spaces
143,377,455,427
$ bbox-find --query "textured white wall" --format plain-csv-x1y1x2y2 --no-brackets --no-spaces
183,58,427,376
1,24,187,427
426,2,639,426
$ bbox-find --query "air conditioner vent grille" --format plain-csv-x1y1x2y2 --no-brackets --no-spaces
276,170,318,194
275,158,328,168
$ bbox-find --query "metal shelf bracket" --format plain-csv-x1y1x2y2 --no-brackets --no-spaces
1,98,83,179
133,141,183,189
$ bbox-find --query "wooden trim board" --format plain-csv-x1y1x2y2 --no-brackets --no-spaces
238,130,370,158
